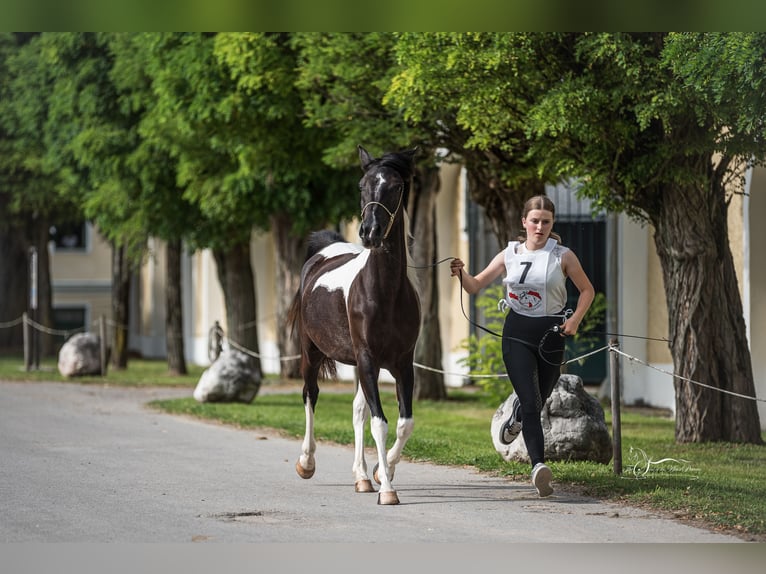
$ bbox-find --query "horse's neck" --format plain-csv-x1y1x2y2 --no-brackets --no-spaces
367,227,412,292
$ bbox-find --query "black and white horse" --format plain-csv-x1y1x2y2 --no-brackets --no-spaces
287,145,420,505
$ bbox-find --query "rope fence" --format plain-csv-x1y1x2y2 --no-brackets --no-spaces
1,312,762,406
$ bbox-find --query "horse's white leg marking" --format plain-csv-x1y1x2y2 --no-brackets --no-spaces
370,416,394,492
352,384,374,492
297,401,316,478
386,416,414,479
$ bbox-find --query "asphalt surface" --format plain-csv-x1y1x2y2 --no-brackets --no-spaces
0,380,746,544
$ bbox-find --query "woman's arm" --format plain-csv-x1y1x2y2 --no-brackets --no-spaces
561,249,595,337
450,250,506,295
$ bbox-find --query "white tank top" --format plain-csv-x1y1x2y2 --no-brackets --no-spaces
502,238,569,316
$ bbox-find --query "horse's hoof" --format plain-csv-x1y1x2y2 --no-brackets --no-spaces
355,479,375,493
377,491,400,505
295,460,315,479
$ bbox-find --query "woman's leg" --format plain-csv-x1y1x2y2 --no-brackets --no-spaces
502,315,546,467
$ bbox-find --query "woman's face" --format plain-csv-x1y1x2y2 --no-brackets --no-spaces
522,208,554,245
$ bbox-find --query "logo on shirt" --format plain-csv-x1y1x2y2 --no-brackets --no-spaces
508,289,542,311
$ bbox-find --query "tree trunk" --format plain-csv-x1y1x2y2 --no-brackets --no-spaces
271,214,305,380
651,172,762,444
212,242,262,378
0,224,28,352
410,164,446,400
111,243,131,370
464,162,543,246
165,238,187,375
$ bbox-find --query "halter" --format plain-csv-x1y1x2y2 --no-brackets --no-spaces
360,185,403,240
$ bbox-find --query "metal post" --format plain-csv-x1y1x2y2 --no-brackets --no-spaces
99,315,108,377
29,247,39,370
610,338,622,475
23,312,30,372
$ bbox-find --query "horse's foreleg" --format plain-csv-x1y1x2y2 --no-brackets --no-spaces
351,383,374,493
385,416,414,481
378,363,415,486
369,416,399,505
296,400,316,479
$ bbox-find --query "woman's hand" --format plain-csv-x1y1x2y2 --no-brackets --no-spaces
560,317,581,337
450,258,465,277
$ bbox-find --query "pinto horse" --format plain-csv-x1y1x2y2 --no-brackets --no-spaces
287,145,421,505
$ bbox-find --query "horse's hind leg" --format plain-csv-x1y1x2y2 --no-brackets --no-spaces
296,361,320,480
352,383,374,493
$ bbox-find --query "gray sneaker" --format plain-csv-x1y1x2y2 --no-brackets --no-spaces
531,463,553,497
499,396,522,445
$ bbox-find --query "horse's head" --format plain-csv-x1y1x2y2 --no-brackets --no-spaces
357,145,416,249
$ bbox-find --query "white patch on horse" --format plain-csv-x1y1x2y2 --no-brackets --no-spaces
318,241,363,259
313,248,370,304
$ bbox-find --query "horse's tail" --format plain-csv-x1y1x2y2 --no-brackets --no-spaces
307,229,346,257
287,289,302,343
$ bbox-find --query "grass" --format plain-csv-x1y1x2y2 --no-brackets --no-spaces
2,356,765,540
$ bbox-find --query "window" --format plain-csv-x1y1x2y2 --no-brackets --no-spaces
53,307,86,334
49,221,87,250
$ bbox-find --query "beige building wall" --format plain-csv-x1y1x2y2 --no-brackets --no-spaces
183,231,281,369
437,163,472,386
747,166,766,427
50,224,112,334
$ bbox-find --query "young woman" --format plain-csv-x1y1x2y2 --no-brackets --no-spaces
450,195,595,497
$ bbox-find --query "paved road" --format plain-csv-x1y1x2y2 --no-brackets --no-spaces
0,380,744,543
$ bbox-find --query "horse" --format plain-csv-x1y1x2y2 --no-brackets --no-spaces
287,145,421,505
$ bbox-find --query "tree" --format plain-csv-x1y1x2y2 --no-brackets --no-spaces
213,33,359,380
388,33,555,246
137,33,360,380
522,32,762,443
27,32,144,370
389,32,762,443
0,32,76,357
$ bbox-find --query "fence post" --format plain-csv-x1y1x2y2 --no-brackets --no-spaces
99,315,108,377
23,312,30,372
610,338,622,475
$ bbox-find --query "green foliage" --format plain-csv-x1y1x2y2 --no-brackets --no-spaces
457,284,510,405
458,284,608,405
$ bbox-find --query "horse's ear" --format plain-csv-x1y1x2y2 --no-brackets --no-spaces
358,145,374,171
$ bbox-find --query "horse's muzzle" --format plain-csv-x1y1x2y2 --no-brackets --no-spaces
359,223,383,249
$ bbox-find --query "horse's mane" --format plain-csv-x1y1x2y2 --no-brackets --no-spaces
373,151,416,180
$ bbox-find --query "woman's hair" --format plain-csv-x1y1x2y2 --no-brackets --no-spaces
517,194,562,244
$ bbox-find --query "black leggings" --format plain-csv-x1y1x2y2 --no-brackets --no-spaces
502,309,565,468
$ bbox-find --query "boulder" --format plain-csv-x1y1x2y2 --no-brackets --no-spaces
490,374,612,464
58,332,102,377
193,348,262,403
